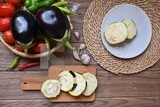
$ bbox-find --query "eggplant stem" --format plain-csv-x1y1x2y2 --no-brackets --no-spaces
65,41,75,51
54,29,74,51
67,29,71,40
71,12,79,16
24,49,28,54
44,37,50,51
54,30,68,43
44,37,51,63
64,29,75,50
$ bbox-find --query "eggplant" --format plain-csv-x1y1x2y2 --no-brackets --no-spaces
11,10,37,51
36,6,75,50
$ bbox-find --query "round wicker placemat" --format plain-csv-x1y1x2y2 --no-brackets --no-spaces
83,0,160,74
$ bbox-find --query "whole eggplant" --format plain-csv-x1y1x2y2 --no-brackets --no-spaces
36,6,74,50
11,10,37,50
36,6,70,40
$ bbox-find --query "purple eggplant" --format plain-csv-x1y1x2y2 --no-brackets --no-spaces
36,6,75,50
11,10,37,50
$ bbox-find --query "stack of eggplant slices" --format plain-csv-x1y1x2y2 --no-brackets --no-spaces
41,71,98,98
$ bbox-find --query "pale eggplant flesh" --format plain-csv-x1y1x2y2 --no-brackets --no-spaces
122,19,137,39
41,79,61,98
58,70,75,92
69,72,86,96
105,22,128,45
82,72,98,96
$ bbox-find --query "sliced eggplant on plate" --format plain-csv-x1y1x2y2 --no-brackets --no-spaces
105,22,128,45
123,19,137,39
82,72,98,96
58,70,75,92
69,72,86,96
41,79,61,98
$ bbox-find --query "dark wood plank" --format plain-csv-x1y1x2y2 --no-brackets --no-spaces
0,97,159,107
0,70,159,100
96,70,160,97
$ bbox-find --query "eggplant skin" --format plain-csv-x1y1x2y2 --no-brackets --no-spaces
36,6,70,40
11,11,37,44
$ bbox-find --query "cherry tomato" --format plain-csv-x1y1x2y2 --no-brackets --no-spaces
33,41,46,53
0,17,11,32
15,44,24,51
0,4,15,17
8,0,22,7
4,30,15,44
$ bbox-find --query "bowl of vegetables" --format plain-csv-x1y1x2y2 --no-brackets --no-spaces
0,0,74,58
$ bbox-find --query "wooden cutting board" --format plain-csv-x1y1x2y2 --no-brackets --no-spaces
20,65,96,102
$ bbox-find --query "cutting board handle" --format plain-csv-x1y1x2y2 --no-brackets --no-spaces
20,77,47,90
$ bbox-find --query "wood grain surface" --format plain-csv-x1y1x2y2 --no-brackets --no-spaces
0,0,159,107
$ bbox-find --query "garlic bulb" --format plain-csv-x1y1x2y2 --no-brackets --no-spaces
80,54,91,65
72,43,91,65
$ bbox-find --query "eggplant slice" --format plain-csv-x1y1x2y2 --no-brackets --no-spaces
123,19,137,39
105,22,128,45
69,72,86,96
58,70,75,92
82,72,98,96
41,79,61,98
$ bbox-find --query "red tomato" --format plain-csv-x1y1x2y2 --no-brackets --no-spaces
0,4,15,17
33,41,46,53
4,30,15,44
15,44,24,51
8,0,22,7
0,17,11,32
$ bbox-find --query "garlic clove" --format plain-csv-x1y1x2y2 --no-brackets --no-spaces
79,44,86,50
80,54,91,65
73,50,80,61
74,31,80,41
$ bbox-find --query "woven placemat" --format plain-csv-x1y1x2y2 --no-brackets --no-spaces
83,0,160,74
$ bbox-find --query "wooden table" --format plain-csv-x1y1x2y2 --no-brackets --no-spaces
0,0,160,107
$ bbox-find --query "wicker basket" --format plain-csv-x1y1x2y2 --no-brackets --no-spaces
0,0,72,58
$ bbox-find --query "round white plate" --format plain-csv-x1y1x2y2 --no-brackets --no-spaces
101,4,152,59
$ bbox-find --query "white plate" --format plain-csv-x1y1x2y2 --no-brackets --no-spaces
101,4,152,59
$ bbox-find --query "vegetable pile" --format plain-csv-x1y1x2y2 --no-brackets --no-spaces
0,0,74,54
0,0,75,70
105,19,137,45
41,71,98,98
